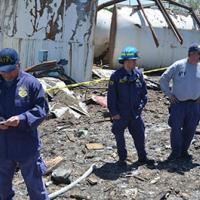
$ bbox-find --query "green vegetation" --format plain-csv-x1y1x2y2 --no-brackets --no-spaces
178,0,200,13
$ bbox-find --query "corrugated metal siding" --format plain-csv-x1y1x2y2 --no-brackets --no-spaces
0,0,97,82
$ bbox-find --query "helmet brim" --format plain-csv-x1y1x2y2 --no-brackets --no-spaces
118,57,139,64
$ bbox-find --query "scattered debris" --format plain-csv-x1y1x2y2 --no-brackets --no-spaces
53,89,89,116
51,167,72,185
87,175,98,186
91,95,107,107
50,103,81,119
25,61,57,73
76,129,88,138
124,188,138,199
145,78,161,90
85,143,104,150
45,156,64,175
92,68,115,79
70,194,91,200
13,76,200,200
39,77,67,98
196,128,200,135
66,133,76,142
26,61,73,83
150,176,160,184
49,164,96,199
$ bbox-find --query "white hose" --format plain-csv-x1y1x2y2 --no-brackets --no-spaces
49,164,96,199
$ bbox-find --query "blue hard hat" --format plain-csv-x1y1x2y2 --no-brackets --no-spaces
118,46,139,64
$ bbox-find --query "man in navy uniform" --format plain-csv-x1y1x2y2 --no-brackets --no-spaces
160,44,200,161
107,46,154,166
0,48,49,199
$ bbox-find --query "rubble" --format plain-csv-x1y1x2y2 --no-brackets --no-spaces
49,164,96,199
85,143,104,150
12,75,200,200
51,167,72,185
45,156,64,175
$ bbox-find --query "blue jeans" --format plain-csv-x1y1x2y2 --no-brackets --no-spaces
0,155,49,200
168,101,200,156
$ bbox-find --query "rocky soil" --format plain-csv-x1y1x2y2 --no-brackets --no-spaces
13,76,200,200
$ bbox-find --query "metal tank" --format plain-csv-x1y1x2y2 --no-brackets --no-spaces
95,6,200,69
0,0,97,82
94,9,112,62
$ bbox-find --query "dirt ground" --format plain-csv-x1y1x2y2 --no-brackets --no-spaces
13,75,200,200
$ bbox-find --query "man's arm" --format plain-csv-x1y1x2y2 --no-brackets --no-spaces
160,64,179,103
140,73,147,109
160,64,176,97
107,73,120,118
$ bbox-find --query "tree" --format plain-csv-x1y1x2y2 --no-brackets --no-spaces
178,0,200,13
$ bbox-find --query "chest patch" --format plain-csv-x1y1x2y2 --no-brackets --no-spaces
18,87,28,98
119,76,128,83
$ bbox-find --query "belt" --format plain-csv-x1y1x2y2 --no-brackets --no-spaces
180,99,197,103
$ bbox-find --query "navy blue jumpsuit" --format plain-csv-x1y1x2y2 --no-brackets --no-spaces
0,71,49,200
107,67,147,161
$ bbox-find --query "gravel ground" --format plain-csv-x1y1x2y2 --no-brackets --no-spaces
13,76,200,200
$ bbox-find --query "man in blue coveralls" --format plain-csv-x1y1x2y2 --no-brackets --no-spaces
0,48,49,199
107,46,154,166
160,44,200,161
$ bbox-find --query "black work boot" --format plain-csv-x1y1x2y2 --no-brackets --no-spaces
166,152,180,162
116,160,127,168
138,157,155,165
180,151,192,160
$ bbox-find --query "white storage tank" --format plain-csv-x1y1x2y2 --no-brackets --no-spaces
94,9,112,61
95,6,200,69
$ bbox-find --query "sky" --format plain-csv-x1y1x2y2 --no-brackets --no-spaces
98,0,152,5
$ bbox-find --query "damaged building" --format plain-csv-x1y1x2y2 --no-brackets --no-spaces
0,0,199,82
0,0,97,82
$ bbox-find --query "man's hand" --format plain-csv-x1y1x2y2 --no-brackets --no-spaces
112,114,121,121
3,116,20,127
0,116,9,130
169,95,178,104
0,122,9,130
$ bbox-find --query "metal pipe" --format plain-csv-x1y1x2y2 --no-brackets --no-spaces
97,0,127,11
165,0,200,28
154,0,183,44
165,0,191,10
109,5,117,69
136,0,159,47
190,10,200,28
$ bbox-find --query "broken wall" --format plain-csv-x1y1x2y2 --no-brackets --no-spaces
0,0,97,82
